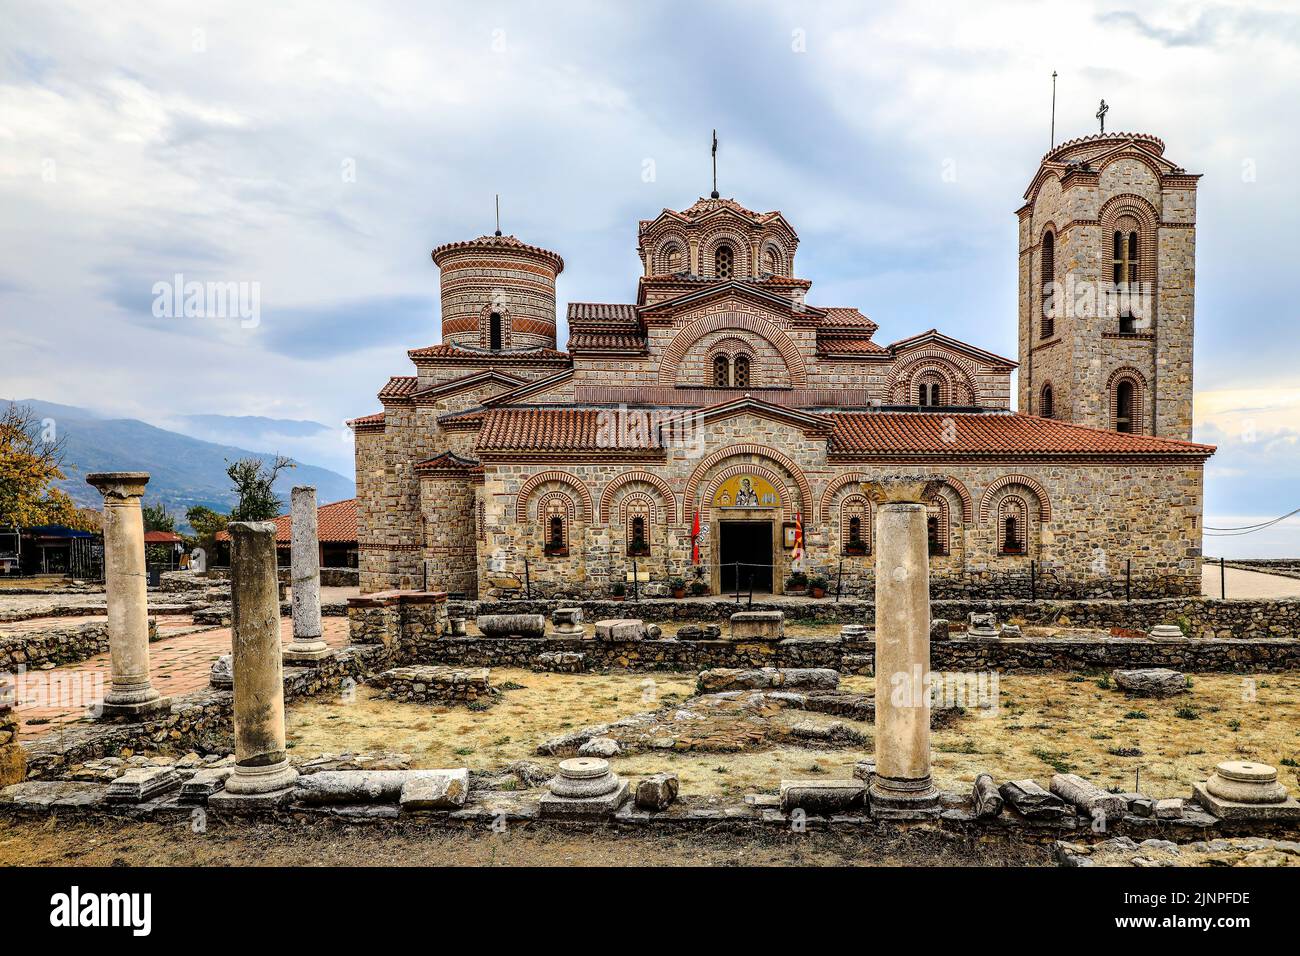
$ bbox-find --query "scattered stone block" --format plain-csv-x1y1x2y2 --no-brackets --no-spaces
1154,798,1184,820
695,667,839,694
967,612,1000,639
447,616,468,637
972,773,1004,819
297,751,412,773
840,624,869,642
729,610,784,641
675,624,722,641
578,737,621,758
398,769,469,811
999,779,1070,820
178,767,234,804
475,613,546,639
779,779,866,814
635,772,679,811
104,766,181,804
210,654,233,689
853,760,876,785
1000,624,1023,638
1111,668,1188,697
551,607,585,637
1050,773,1128,820
536,651,586,673
295,769,466,805
1121,792,1154,817
929,619,949,640
0,780,108,809
594,618,649,642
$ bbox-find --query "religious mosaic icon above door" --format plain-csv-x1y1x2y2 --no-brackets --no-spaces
713,474,781,509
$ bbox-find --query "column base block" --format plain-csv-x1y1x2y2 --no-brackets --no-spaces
98,696,172,720
207,786,297,813
283,643,332,664
869,778,942,820
223,760,299,796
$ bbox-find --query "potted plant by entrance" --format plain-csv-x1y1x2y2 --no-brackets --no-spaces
785,571,808,594
808,575,828,599
611,581,626,602
670,577,686,599
689,579,708,597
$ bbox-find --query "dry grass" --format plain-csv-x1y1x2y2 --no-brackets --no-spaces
285,667,1300,799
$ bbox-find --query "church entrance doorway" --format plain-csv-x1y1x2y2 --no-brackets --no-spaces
719,520,773,593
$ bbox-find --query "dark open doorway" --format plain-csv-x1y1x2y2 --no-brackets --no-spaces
719,520,773,593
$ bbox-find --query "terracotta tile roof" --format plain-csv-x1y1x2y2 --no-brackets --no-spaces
818,336,888,355
215,498,357,544
378,376,418,400
827,412,1215,460
415,452,481,476
567,302,640,323
887,329,1018,368
347,412,385,429
430,234,564,272
476,407,664,457
819,307,878,330
143,531,183,544
568,331,647,352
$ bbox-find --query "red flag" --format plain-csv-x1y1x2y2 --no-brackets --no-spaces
791,512,804,567
691,511,701,564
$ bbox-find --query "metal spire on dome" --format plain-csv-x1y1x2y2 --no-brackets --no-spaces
710,129,720,199
494,194,502,236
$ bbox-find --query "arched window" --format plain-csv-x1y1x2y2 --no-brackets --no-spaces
841,496,869,555
1040,383,1054,419
762,246,781,276
625,498,651,556
1115,379,1135,433
665,245,685,273
928,516,941,555
996,495,1029,556
712,354,730,387
917,377,942,407
1113,230,1139,286
542,497,569,556
733,354,751,388
714,244,734,280
1041,231,1056,339
489,311,503,350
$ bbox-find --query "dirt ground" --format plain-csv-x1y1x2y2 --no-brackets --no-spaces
284,667,1300,800
0,814,1048,867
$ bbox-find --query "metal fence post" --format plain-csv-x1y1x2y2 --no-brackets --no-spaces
835,557,843,602
1221,556,1226,600
632,560,639,602
523,557,531,600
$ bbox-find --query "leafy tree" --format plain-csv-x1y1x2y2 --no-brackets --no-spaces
185,505,228,540
226,455,294,522
0,403,95,530
142,502,175,533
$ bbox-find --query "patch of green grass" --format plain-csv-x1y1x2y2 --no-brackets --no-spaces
1030,747,1073,774
1175,706,1200,720
1107,746,1142,758
1123,710,1149,720
454,746,475,756
937,739,980,754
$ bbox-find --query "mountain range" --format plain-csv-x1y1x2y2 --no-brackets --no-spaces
4,399,355,527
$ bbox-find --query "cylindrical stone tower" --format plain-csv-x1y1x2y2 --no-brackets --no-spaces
432,234,564,351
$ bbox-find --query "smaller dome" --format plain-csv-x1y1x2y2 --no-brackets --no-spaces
431,234,564,274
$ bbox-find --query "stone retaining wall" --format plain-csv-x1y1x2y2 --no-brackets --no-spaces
403,633,1300,675
0,619,160,672
448,596,1300,640
372,665,494,704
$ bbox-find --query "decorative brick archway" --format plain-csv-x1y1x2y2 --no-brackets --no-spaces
978,474,1051,523
515,471,594,524
683,443,813,521
598,471,679,525
658,313,808,387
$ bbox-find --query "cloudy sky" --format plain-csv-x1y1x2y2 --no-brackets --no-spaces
1,0,1297,554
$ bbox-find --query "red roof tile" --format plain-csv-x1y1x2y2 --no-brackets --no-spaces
347,412,385,429
430,234,564,272
407,343,571,364
819,307,878,330
143,531,183,544
567,302,640,323
378,376,418,400
476,407,663,457
818,336,888,355
827,412,1215,460
215,498,357,544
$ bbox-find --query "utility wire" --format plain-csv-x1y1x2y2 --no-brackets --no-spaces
1204,506,1300,536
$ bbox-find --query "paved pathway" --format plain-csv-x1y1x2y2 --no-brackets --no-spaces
13,616,351,739
1200,565,1300,599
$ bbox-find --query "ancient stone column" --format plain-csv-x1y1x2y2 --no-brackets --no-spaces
86,472,169,718
284,485,329,663
865,476,941,818
224,521,298,795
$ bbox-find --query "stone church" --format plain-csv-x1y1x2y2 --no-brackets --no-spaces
351,131,1214,600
